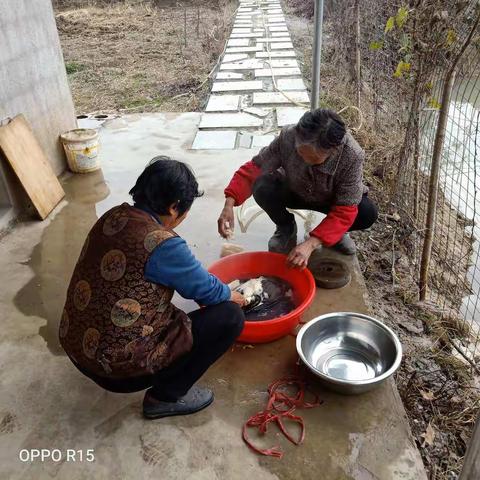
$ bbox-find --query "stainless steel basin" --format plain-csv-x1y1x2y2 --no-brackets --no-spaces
296,312,402,394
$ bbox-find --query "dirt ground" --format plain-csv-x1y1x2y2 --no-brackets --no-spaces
283,1,480,479
54,0,236,114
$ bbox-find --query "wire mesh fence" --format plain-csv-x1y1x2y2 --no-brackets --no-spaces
319,4,480,474
324,0,480,365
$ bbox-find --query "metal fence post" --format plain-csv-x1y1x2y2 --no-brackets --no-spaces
310,0,324,111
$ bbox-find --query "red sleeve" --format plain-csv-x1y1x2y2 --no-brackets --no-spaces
310,205,358,247
224,160,262,206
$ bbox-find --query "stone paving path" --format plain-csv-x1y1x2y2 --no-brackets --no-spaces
191,0,310,150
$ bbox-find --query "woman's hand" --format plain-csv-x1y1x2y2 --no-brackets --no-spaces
287,237,322,269
230,291,246,307
218,197,236,239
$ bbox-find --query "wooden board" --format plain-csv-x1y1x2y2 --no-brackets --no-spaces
0,115,65,219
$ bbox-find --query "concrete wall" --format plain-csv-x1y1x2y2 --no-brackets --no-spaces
0,0,76,224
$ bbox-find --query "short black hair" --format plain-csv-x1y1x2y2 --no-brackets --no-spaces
296,108,346,149
129,156,203,216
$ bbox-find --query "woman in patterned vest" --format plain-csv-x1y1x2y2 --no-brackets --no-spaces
60,157,246,419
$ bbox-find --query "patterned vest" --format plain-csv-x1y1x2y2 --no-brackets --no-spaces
59,203,193,378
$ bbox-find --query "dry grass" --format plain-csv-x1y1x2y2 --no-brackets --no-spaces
55,0,236,114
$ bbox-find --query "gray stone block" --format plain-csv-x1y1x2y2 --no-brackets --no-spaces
254,67,301,77
255,37,291,42
199,113,263,128
191,131,237,150
253,91,309,104
227,38,250,47
225,46,264,53
252,134,275,148
212,81,264,92
238,132,253,148
206,95,241,112
231,33,265,38
216,72,244,80
277,78,307,90
270,42,294,49
220,60,265,70
232,28,252,34
223,53,249,63
268,59,298,67
256,51,296,58
243,106,271,117
276,107,307,126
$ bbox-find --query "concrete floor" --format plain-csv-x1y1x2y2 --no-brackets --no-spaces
0,113,426,479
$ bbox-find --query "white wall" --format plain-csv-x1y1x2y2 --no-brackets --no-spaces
0,0,76,224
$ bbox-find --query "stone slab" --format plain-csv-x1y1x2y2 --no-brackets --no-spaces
255,37,291,42
234,21,253,26
215,71,244,80
253,28,265,32
252,91,309,104
267,9,283,14
267,59,298,67
223,53,249,63
225,46,264,53
277,78,307,90
272,32,291,37
254,67,301,77
242,106,271,117
256,50,297,58
220,60,265,70
231,28,252,34
268,26,288,31
238,132,253,148
252,134,275,147
276,106,308,126
230,33,265,38
191,130,237,149
205,95,241,112
199,113,263,129
212,80,264,92
270,42,294,49
227,38,250,47
236,12,261,17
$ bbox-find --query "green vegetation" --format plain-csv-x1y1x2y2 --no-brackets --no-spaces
65,61,85,75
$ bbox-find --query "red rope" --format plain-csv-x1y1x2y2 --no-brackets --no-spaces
242,376,322,459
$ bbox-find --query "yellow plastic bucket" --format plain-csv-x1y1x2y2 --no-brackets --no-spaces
60,128,100,173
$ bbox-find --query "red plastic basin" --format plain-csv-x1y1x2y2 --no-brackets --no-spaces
208,251,316,343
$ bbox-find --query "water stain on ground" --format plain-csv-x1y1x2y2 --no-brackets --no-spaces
13,170,110,354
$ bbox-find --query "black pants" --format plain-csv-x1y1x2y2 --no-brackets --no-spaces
252,173,378,233
73,302,245,401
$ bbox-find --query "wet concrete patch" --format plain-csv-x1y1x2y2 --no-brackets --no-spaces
0,112,425,479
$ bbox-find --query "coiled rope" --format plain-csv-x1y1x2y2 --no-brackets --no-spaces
242,376,322,459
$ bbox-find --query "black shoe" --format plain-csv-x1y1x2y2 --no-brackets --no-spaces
143,386,214,419
268,223,297,254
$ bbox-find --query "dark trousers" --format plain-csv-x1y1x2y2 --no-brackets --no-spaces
73,302,245,401
252,173,378,233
